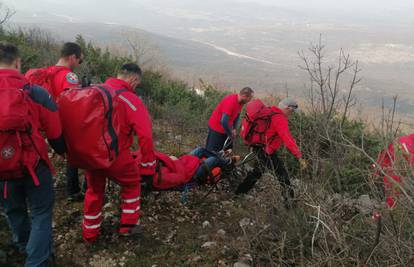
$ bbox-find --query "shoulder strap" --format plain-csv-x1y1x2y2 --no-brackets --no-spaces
268,111,281,118
115,89,127,95
96,85,120,157
264,112,284,143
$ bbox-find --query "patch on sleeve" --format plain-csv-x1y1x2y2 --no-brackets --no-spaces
66,72,79,84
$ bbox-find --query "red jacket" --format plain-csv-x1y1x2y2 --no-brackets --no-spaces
264,106,302,158
25,66,80,100
377,133,414,207
104,78,156,175
208,94,243,134
0,69,64,173
133,151,200,190
48,66,79,98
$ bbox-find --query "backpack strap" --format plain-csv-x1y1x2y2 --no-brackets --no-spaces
96,85,120,158
27,165,40,186
3,182,7,199
25,124,45,186
115,89,127,95
245,111,281,146
264,111,282,144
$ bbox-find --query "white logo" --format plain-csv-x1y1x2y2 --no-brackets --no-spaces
1,146,15,160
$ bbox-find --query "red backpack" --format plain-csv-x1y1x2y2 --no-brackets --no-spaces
240,99,279,146
57,84,126,170
25,67,65,97
0,80,40,184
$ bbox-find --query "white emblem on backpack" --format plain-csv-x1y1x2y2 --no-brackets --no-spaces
1,146,15,160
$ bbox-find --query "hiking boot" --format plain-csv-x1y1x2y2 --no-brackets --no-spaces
235,176,258,194
119,225,144,238
67,192,84,203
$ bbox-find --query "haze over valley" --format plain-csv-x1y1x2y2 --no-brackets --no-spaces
4,0,414,116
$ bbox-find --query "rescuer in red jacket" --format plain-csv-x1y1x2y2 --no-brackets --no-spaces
25,42,83,99
0,42,66,267
25,42,85,202
50,43,84,202
82,63,156,243
206,87,254,152
236,98,307,203
375,133,414,208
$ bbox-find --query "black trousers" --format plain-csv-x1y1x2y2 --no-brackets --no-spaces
236,147,293,198
205,128,232,153
66,164,87,195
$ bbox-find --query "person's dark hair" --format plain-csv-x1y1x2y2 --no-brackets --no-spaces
60,42,82,58
118,63,142,78
0,42,19,65
240,87,254,96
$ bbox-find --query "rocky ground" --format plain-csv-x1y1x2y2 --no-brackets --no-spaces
0,121,383,266
0,171,284,267
0,169,381,267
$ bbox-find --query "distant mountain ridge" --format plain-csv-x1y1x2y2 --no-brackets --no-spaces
5,9,414,116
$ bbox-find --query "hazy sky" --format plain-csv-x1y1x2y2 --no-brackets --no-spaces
6,0,414,7
238,0,414,7
5,0,414,14
4,0,414,32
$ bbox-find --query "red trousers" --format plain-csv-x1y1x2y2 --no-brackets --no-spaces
82,151,141,242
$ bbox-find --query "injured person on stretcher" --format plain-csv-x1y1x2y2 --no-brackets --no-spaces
133,147,240,191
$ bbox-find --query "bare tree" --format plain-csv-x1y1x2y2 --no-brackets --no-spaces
298,37,363,191
231,36,413,267
298,35,361,124
122,32,164,69
0,2,14,26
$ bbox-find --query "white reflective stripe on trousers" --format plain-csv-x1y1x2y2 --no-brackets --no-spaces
84,212,102,220
83,222,102,229
122,206,140,214
141,160,156,167
122,196,140,204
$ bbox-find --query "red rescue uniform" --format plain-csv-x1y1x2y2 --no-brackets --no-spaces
0,69,63,172
0,69,65,267
47,66,79,98
264,106,302,158
208,94,243,134
82,77,156,242
25,65,80,100
376,133,414,208
134,151,200,190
